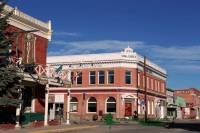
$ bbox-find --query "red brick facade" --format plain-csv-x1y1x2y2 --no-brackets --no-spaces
1,5,52,114
175,88,200,119
48,65,167,120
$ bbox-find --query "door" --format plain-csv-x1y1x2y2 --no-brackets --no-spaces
125,103,132,116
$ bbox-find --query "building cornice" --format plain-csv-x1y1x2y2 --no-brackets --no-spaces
47,52,167,75
2,5,52,40
48,86,166,98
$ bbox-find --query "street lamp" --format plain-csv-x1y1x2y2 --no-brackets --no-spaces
66,89,70,125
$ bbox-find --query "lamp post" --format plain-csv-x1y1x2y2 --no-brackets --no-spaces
65,70,72,125
66,88,70,125
44,85,49,126
44,64,50,126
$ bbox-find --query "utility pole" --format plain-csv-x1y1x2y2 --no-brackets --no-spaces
144,56,148,122
136,69,139,119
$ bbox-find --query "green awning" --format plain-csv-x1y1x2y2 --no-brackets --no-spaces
175,96,186,107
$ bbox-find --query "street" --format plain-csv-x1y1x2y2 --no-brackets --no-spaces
3,120,200,133
64,124,200,133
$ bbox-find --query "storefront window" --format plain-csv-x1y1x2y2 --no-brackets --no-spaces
106,97,116,113
98,71,105,84
108,70,114,84
55,103,63,119
90,71,96,84
88,97,97,112
70,97,78,112
76,72,82,85
125,71,131,84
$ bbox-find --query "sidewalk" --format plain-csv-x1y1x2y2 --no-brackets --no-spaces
0,124,98,133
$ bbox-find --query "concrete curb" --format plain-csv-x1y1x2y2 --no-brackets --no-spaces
31,125,98,133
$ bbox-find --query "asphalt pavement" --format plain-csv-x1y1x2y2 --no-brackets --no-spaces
1,120,200,133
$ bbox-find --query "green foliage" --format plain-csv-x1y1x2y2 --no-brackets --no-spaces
0,0,23,105
0,66,22,98
134,118,168,127
105,113,113,126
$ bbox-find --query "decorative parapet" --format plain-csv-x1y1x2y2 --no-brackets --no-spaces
2,5,52,40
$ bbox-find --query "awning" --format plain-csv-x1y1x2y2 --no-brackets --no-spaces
167,104,177,109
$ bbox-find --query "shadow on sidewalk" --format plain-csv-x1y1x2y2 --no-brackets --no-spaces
166,122,200,132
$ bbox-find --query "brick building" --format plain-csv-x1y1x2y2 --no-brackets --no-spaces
1,5,52,125
47,47,167,121
166,88,176,119
175,88,200,119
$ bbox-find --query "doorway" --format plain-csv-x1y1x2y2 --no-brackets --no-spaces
125,102,132,116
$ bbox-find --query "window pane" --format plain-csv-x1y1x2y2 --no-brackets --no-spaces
70,103,78,112
125,71,131,84
107,97,116,102
107,97,116,113
90,71,96,84
107,103,116,112
88,97,97,102
108,70,114,84
88,103,97,112
77,72,82,84
55,103,64,118
70,97,78,102
88,97,97,112
99,71,105,84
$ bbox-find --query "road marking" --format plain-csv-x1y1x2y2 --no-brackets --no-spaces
31,125,97,133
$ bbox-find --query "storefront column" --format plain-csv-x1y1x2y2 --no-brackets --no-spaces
160,105,165,118
15,87,22,128
15,104,21,128
31,99,35,112
44,84,49,126
196,108,200,119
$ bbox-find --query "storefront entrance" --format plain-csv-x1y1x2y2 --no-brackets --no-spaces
122,94,137,117
125,102,132,116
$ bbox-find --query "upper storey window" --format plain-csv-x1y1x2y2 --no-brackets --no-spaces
98,71,105,84
89,71,96,84
125,71,131,84
76,72,82,85
108,70,114,84
137,73,140,87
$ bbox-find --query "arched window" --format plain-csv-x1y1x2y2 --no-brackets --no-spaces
70,97,78,112
87,97,97,113
106,97,116,113
148,100,150,114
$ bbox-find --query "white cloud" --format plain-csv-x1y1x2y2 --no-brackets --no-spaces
173,64,200,71
50,40,144,52
53,31,79,36
148,45,200,60
48,40,200,72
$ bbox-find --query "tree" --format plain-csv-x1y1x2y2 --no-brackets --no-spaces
0,0,23,107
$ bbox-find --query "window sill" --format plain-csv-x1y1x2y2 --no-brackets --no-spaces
105,112,116,114
86,112,97,114
70,112,78,113
89,84,96,86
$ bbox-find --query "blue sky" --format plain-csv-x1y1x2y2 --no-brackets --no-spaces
9,0,200,89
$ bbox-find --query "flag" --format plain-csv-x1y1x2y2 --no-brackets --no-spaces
55,65,63,73
72,71,82,81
